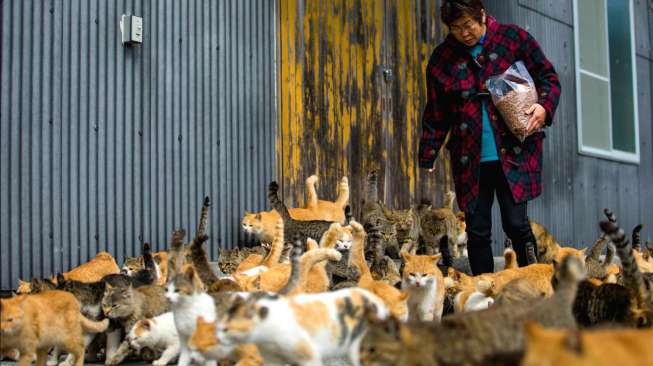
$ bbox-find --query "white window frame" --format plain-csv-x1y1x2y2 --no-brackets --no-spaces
573,0,640,164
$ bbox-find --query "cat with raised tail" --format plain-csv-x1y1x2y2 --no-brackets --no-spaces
1,290,109,366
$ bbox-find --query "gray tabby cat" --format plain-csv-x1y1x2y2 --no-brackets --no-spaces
361,255,585,366
267,181,336,246
102,284,170,365
361,170,399,266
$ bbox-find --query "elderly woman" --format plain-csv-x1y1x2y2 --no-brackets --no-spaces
418,0,560,274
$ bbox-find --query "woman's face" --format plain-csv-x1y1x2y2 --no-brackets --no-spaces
449,11,487,47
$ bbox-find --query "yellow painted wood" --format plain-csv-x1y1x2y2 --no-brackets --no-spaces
277,0,453,212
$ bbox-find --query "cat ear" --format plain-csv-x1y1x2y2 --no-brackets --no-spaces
430,254,442,264
257,306,269,320
306,239,319,251
141,319,151,330
579,247,587,255
56,273,66,285
105,283,113,291
255,213,262,220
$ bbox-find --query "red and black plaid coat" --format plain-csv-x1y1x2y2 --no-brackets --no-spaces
418,16,561,212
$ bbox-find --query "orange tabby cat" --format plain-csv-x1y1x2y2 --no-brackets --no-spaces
241,175,349,243
401,251,446,321
1,291,109,366
16,252,120,293
188,316,262,366
447,262,555,300
350,220,408,320
521,321,653,366
286,239,342,295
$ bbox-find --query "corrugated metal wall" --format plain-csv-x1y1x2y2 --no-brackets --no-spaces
484,0,653,253
0,0,277,290
277,0,453,219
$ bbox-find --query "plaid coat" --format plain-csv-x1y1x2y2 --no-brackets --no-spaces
418,16,561,212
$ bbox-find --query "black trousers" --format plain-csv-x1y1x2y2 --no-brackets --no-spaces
465,161,536,275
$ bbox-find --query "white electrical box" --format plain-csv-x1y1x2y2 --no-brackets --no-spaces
120,14,143,45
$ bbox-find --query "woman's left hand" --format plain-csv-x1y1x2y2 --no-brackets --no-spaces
525,103,546,135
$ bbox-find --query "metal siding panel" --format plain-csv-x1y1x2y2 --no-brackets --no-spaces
517,0,572,26
637,57,653,242
1,0,277,289
635,0,651,59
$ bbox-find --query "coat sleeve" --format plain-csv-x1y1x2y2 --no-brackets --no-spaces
518,29,561,127
418,61,452,169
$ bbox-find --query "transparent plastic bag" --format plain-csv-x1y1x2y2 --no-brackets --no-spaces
485,61,538,142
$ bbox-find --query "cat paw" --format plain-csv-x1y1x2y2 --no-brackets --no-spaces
349,220,364,233
152,360,168,366
104,356,120,366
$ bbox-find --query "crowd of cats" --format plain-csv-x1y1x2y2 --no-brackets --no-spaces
2,172,653,366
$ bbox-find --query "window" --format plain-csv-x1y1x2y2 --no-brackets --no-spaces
574,0,639,163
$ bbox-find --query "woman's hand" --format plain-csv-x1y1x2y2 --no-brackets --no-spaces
525,103,546,135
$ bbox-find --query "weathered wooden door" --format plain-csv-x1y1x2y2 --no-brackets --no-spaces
277,0,452,215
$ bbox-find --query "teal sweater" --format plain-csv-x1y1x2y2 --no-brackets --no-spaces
469,35,498,162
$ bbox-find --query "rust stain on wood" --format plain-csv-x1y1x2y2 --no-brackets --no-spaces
278,0,453,214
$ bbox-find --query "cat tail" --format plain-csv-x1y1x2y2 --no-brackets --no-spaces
632,224,643,251
288,246,342,295
503,247,518,269
364,170,379,203
305,175,319,209
189,234,218,288
439,235,454,269
278,236,304,295
444,191,456,210
80,316,110,334
142,243,156,272
335,176,350,208
600,212,651,316
197,196,211,237
350,220,373,280
262,219,284,267
267,181,292,221
167,229,187,281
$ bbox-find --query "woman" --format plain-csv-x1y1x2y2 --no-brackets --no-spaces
418,0,560,274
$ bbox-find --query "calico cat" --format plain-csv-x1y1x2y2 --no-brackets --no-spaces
318,222,358,288
350,220,409,320
401,252,446,321
242,176,350,243
126,312,180,366
521,321,653,366
267,181,336,247
16,252,120,294
188,316,262,366
1,291,109,366
361,255,585,366
216,287,390,366
361,170,400,266
102,283,170,365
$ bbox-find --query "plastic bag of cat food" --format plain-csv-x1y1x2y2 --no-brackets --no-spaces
485,61,538,142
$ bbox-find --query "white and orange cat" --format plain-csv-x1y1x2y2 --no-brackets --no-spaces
241,175,350,243
126,312,180,366
188,316,262,366
1,291,109,366
401,251,446,321
215,287,389,366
